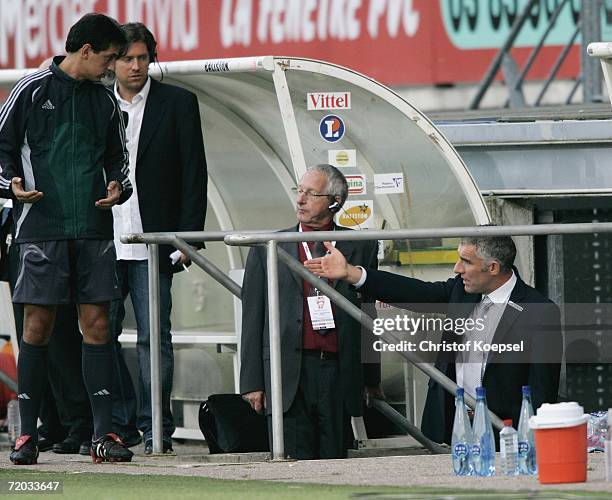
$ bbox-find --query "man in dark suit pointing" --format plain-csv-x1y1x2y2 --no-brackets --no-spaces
306,234,561,445
109,23,207,454
240,164,382,459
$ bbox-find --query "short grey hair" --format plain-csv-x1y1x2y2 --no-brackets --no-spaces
460,235,516,274
306,164,348,207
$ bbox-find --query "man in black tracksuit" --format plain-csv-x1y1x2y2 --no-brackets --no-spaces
0,13,135,465
1,203,93,455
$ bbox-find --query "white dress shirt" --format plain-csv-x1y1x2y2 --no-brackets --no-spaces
456,271,517,399
112,77,151,261
354,266,517,397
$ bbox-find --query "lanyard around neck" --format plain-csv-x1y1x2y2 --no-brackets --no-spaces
299,224,336,260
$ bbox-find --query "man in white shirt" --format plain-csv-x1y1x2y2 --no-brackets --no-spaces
110,23,207,454
305,234,561,445
455,265,516,400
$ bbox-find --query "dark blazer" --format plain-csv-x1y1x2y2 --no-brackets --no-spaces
133,79,207,274
359,267,561,444
239,224,380,417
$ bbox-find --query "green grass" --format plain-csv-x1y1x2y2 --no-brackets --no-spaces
0,469,610,499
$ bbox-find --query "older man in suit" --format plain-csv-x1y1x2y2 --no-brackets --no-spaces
306,234,562,445
240,164,382,459
109,23,207,454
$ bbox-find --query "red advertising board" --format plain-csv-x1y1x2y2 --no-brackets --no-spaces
0,0,590,86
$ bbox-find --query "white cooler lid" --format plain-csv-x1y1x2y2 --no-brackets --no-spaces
529,402,589,429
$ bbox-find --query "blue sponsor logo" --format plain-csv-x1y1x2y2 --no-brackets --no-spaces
453,442,469,458
518,441,530,456
319,114,345,143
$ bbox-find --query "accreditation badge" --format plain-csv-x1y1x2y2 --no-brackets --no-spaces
307,295,336,330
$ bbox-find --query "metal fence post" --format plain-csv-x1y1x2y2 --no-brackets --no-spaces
582,0,603,103
148,243,163,454
266,240,285,460
469,0,538,109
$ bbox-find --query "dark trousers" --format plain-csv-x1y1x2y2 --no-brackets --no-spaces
269,352,347,459
9,243,92,441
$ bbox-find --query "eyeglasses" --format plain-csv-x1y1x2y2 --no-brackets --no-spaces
292,187,330,198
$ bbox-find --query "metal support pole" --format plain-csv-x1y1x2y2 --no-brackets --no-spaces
370,399,449,454
272,62,307,180
582,0,603,103
172,237,242,298
266,240,285,460
225,222,612,246
148,243,163,454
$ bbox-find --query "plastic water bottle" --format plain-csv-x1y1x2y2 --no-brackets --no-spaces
7,399,20,446
451,388,474,476
471,386,496,476
517,385,537,475
499,419,519,475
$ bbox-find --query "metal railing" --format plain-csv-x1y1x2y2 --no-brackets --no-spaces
121,230,259,454
124,222,612,459
470,0,604,109
123,229,451,456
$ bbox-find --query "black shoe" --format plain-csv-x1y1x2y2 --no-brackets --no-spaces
90,433,133,463
10,435,39,465
79,441,91,456
144,438,173,455
121,432,142,448
37,437,56,452
52,435,81,454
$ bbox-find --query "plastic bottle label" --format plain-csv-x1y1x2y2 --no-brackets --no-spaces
500,440,508,457
518,441,530,456
453,443,469,458
471,444,481,457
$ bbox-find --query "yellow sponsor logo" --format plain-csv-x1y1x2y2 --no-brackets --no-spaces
335,151,350,166
339,204,372,227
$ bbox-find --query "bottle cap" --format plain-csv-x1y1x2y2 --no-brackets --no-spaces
503,419,513,426
522,385,530,396
456,387,464,397
476,386,486,398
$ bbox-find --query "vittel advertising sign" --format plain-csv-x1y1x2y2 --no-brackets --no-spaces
307,92,351,111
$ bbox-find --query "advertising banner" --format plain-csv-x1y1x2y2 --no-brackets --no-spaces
2,1,608,85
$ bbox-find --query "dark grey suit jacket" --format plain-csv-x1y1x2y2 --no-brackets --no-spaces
358,267,561,444
239,224,380,417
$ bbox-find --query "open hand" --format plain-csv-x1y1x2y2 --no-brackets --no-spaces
304,241,351,280
95,180,122,209
11,177,43,203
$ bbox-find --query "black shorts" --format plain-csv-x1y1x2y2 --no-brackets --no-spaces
12,240,120,305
